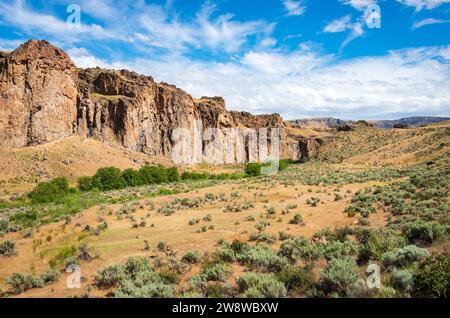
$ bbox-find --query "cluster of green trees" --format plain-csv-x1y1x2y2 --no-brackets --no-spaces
245,159,290,177
28,160,295,203
78,166,181,192
28,177,74,203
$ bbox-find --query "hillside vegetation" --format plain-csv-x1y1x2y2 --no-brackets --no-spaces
0,122,448,298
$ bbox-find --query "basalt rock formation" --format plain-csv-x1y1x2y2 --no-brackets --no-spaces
0,40,78,148
0,40,318,161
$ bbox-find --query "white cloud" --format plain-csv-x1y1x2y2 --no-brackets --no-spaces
283,0,306,16
0,38,24,51
88,45,450,120
396,0,450,11
323,15,353,32
340,21,365,50
412,17,450,29
340,0,377,11
0,0,272,54
0,0,117,43
66,47,111,68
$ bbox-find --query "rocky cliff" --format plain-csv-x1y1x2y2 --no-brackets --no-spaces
0,40,318,162
0,40,78,148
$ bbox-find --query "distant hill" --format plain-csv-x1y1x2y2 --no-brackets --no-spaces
289,116,450,129
371,117,450,128
289,117,347,128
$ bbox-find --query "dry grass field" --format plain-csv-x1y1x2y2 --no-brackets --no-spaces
0,123,448,298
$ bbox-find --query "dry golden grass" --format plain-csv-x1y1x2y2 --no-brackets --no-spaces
0,175,390,298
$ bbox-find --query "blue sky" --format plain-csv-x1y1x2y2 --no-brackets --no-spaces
0,0,449,120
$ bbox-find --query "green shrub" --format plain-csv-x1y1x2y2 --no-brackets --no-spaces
48,245,77,268
40,269,60,285
0,240,16,257
122,169,144,187
356,229,406,263
29,177,71,203
202,263,232,282
403,221,445,244
77,176,94,191
239,244,288,272
166,167,180,182
288,214,303,225
278,237,321,262
95,264,126,288
139,166,168,185
245,163,261,177
391,269,414,293
237,273,287,298
181,250,201,264
279,159,289,171
92,167,126,191
382,245,429,268
205,283,231,298
277,266,313,293
96,257,176,298
181,171,209,180
115,279,175,298
320,240,358,261
249,232,277,244
6,273,44,294
413,252,449,298
320,258,359,296
214,246,237,263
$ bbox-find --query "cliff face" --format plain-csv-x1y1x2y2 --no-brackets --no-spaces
76,68,199,156
0,40,318,161
0,40,78,147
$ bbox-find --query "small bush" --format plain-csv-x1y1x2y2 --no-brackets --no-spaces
0,240,16,257
391,269,414,293
279,237,321,262
245,163,261,177
29,177,71,203
288,214,303,225
181,250,201,264
320,258,359,296
7,273,44,294
382,245,429,268
239,244,288,272
249,232,277,244
356,229,406,263
95,264,126,288
277,266,313,293
237,273,287,298
202,263,232,282
413,252,449,298
403,221,445,244
40,269,60,285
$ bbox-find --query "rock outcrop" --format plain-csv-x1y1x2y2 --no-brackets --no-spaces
0,40,78,147
76,67,199,156
0,40,318,161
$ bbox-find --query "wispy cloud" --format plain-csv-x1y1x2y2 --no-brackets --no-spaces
0,0,273,54
396,0,450,11
0,0,116,43
323,15,353,32
283,0,306,16
413,17,450,29
340,0,377,11
340,21,365,51
70,44,450,120
323,14,367,51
